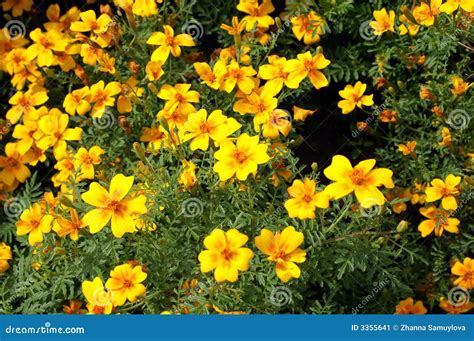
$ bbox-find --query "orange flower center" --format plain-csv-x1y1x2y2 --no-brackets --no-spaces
93,306,105,314
199,122,212,133
105,199,123,213
349,168,366,186
221,248,235,261
175,93,185,102
302,194,313,203
303,60,314,71
122,279,133,288
5,156,19,169
233,150,248,164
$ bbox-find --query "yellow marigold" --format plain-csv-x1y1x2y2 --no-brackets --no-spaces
178,160,198,190
198,228,254,282
16,203,53,246
82,277,114,314
323,155,394,208
394,297,427,314
418,205,459,237
338,82,374,114
439,297,473,314
81,174,147,237
451,257,474,289
440,0,473,14
237,0,275,31
255,226,306,282
413,0,441,26
370,8,395,35
291,11,325,45
283,51,330,90
146,25,195,63
53,208,86,241
425,174,460,210
213,133,270,181
105,263,147,306
398,141,417,156
0,242,12,273
284,178,329,219
451,76,471,96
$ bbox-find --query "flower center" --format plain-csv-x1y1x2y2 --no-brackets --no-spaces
349,168,366,186
233,150,248,164
221,248,235,261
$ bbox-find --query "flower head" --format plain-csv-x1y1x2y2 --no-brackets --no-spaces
451,257,474,289
395,297,427,314
370,8,395,35
237,0,275,31
284,178,329,219
16,203,53,246
146,25,195,63
283,51,330,90
425,174,460,210
338,82,374,114
53,208,86,241
256,226,306,282
105,263,147,306
0,243,12,273
418,205,459,237
198,228,254,282
213,134,270,181
82,277,114,314
81,174,147,237
324,155,394,208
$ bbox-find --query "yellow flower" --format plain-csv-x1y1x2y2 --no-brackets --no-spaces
53,208,86,241
194,61,226,90
395,298,428,314
439,127,452,147
440,0,473,14
117,77,144,114
181,109,241,151
26,28,68,66
89,81,122,117
179,160,198,189
219,61,257,95
98,54,116,74
0,143,31,186
379,110,397,123
413,0,442,26
439,297,474,314
237,0,275,31
81,174,147,237
418,205,459,237
7,89,48,124
16,203,53,246
323,155,394,208
233,88,278,127
425,174,460,210
157,83,200,114
145,61,164,81
451,76,471,96
37,108,83,159
283,51,330,90
337,82,374,114
0,242,12,273
213,133,270,181
105,263,147,306
451,257,474,289
221,16,246,36
291,11,325,45
146,25,195,63
198,228,254,282
258,55,298,94
140,126,168,152
82,277,114,314
52,152,74,187
63,86,91,115
398,141,417,156
2,0,33,17
292,106,316,122
70,10,112,34
73,146,105,181
255,226,306,282
284,178,329,219
370,8,395,35
132,0,158,16
259,109,292,139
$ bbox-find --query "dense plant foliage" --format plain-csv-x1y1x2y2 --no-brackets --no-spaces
0,0,472,314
